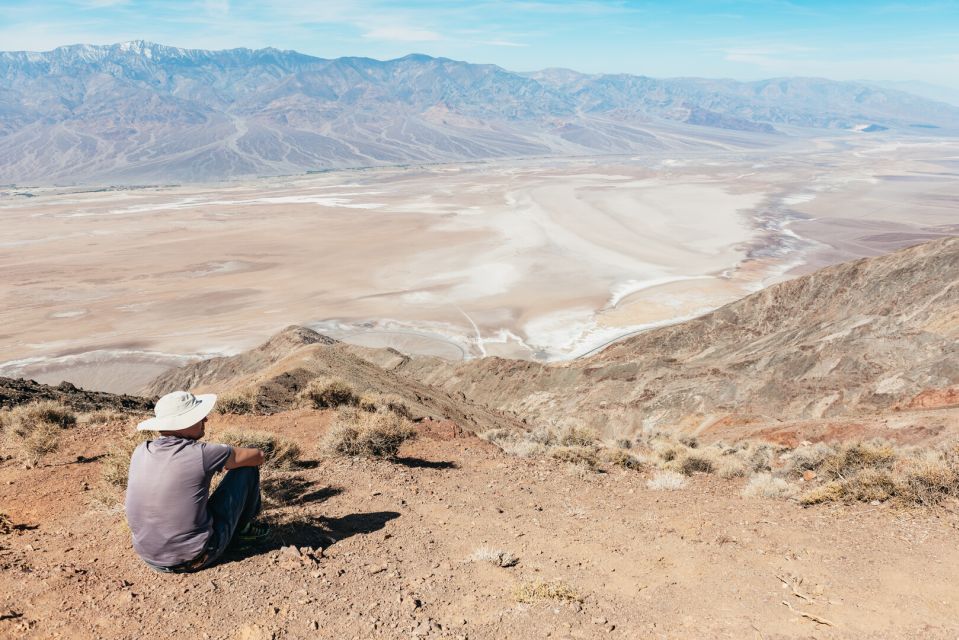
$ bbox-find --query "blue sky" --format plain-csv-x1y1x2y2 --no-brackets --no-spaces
2,1,958,89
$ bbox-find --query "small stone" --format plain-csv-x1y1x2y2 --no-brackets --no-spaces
802,470,817,482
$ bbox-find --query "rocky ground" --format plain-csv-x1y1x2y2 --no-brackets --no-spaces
3,408,959,639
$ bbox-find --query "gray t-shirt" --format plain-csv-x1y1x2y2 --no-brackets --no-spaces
125,436,233,567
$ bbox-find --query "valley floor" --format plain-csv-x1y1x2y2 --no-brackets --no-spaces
2,409,958,639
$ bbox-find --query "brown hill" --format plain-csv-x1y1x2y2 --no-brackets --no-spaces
145,326,523,435
146,237,958,442
394,236,959,435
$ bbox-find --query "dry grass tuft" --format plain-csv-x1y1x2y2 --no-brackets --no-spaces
798,481,845,506
5,401,77,466
742,472,797,499
514,580,581,603
321,408,416,459
217,430,302,470
469,547,519,567
716,456,748,479
646,470,686,491
101,430,155,488
216,390,257,415
80,409,127,425
819,441,897,480
357,392,413,419
555,425,598,447
895,455,959,507
674,452,715,476
549,445,600,469
0,512,13,535
602,448,647,470
300,377,358,409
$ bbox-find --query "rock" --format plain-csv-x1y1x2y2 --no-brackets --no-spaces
802,470,817,481
278,545,321,570
233,624,275,640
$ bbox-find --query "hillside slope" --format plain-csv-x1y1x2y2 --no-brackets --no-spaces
145,326,523,434
146,237,958,439
397,237,957,432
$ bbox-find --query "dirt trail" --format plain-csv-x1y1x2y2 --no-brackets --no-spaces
2,411,958,639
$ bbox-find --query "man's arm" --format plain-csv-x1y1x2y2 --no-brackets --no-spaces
224,446,265,470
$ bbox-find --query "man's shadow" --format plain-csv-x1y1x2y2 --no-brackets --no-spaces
219,475,400,564
221,511,400,564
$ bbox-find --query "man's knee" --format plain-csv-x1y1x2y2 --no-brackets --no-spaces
224,466,259,481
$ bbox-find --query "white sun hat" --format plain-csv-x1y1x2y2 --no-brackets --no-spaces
137,391,218,432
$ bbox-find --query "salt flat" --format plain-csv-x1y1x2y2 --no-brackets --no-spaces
1,135,956,392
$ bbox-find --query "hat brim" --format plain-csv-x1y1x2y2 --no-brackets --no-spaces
137,394,217,431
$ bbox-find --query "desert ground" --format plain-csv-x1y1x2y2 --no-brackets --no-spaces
1,134,957,393
3,409,959,640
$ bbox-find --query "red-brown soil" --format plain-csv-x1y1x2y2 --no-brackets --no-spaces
2,411,959,639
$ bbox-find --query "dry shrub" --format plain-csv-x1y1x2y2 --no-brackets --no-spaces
216,390,256,415
820,441,897,480
844,468,897,503
678,435,699,449
674,452,715,476
357,392,413,419
602,448,647,471
555,425,598,447
5,401,77,466
799,481,845,506
101,430,155,488
300,377,357,409
514,580,581,603
895,455,959,507
799,449,959,508
782,442,835,476
321,408,416,459
646,470,686,491
745,443,774,472
80,409,127,425
742,472,797,499
716,456,747,479
652,441,689,463
0,512,13,535
549,446,599,469
217,430,302,470
469,547,519,567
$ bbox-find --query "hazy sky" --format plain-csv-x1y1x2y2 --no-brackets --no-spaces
3,0,958,89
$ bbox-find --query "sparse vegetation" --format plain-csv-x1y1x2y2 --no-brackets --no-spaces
79,409,127,425
216,390,257,415
357,392,413,419
300,377,358,409
321,408,416,459
469,547,519,567
217,430,302,470
602,447,647,470
0,512,13,535
514,580,581,603
673,451,715,476
646,470,686,491
4,401,77,467
549,445,599,469
101,430,155,488
742,472,797,499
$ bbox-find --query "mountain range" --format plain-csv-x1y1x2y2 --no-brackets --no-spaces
3,41,959,185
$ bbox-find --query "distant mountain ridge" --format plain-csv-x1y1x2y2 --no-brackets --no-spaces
2,41,958,185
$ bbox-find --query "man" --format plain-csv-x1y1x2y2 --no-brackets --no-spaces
126,390,269,572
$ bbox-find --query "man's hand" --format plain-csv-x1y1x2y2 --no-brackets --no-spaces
224,446,265,470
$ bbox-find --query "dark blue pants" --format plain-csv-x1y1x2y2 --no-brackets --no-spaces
148,467,262,573
205,466,262,564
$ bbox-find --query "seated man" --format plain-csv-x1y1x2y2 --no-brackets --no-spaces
126,390,269,572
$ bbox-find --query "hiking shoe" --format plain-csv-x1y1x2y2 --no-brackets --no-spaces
236,520,271,544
